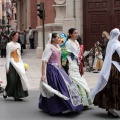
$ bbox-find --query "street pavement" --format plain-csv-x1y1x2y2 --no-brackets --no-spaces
0,49,120,120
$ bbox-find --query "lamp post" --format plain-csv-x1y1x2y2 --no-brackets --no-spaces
6,14,10,35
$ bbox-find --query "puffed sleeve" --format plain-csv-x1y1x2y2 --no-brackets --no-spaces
6,43,11,69
116,47,120,57
42,45,52,62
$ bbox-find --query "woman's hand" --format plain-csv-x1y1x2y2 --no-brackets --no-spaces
41,75,46,82
68,70,70,75
6,68,9,74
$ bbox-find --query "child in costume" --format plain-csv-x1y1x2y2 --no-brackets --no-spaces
59,33,69,74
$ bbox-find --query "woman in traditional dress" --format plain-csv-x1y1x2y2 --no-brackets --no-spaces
3,31,30,101
65,28,92,108
90,28,120,118
39,33,83,115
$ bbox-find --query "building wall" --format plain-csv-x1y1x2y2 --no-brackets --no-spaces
15,0,55,30
37,0,55,25
30,0,37,28
63,0,83,36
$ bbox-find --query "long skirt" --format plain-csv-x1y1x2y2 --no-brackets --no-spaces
39,64,83,115
5,63,28,99
93,64,120,110
68,58,92,107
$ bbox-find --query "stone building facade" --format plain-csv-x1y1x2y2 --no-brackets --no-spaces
36,0,83,58
12,0,120,58
13,0,83,58
0,0,15,34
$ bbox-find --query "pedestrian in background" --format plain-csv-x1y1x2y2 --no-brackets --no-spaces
23,30,27,49
19,31,26,50
0,33,9,58
28,27,34,49
3,31,30,101
18,32,23,54
100,31,110,61
90,28,120,118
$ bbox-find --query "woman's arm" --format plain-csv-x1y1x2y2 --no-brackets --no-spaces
41,61,46,82
6,43,10,74
41,45,52,82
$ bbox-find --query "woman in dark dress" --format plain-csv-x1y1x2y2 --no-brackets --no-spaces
90,28,120,118
3,31,30,101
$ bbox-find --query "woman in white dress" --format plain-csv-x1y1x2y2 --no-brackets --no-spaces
3,31,30,101
65,28,92,108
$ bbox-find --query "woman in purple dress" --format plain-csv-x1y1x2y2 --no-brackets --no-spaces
39,33,83,115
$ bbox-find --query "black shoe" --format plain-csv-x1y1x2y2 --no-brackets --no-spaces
3,94,7,99
3,91,7,99
108,111,120,118
14,98,23,101
0,87,4,93
93,70,99,73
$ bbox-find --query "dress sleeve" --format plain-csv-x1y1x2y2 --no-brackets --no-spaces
42,45,52,62
18,43,21,59
6,43,11,69
116,47,120,57
65,41,72,52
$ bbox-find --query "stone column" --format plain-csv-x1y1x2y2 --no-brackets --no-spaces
2,0,6,32
63,0,75,34
0,0,2,30
16,0,20,30
26,0,31,28
36,26,43,59
23,0,25,29
36,23,62,58
75,0,83,37
53,0,66,23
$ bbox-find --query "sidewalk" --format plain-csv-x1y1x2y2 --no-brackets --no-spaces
0,49,99,90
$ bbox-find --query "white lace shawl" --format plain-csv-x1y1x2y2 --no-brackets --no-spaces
6,41,21,69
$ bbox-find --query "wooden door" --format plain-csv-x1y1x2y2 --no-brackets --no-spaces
113,0,120,28
83,0,118,50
